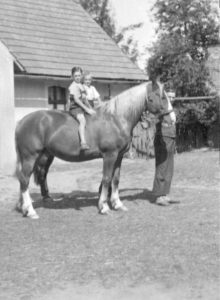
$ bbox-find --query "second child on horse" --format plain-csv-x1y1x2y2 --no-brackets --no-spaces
83,72,101,109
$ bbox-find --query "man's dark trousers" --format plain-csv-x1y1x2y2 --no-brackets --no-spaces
152,135,175,197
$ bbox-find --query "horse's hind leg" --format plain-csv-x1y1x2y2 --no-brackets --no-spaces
17,157,39,219
41,156,54,201
99,152,117,214
34,153,54,201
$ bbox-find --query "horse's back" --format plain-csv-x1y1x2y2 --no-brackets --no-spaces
17,110,70,127
15,109,130,162
16,110,74,134
15,110,73,154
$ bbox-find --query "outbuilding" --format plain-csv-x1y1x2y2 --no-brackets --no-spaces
0,0,146,174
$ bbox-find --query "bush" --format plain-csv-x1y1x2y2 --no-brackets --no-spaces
174,96,219,151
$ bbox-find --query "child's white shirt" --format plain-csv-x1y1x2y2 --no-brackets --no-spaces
84,85,100,100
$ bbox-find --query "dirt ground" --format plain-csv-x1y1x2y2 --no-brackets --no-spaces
0,150,219,300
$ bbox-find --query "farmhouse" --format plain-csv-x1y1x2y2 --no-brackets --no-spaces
0,0,146,174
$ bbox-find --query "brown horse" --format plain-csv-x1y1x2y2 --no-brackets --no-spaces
15,83,164,219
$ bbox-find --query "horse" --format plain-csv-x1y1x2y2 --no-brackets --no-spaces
15,83,165,219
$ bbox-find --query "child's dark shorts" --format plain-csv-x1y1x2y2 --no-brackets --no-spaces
69,107,84,119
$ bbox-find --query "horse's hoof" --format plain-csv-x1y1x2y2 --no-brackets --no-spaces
27,212,39,219
23,208,39,219
115,204,128,212
29,213,39,219
100,207,111,215
15,203,22,212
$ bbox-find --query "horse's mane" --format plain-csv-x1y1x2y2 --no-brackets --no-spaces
99,83,147,118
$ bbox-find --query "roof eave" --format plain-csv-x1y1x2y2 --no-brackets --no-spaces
14,60,26,72
14,73,147,83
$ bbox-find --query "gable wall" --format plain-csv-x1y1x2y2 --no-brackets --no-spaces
14,76,136,122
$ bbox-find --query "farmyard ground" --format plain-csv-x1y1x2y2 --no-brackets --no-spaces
0,150,219,300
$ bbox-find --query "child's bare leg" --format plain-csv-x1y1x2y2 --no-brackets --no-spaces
76,114,89,149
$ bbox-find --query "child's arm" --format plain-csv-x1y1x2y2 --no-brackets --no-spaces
66,89,72,110
93,86,102,105
84,92,93,109
85,98,93,109
75,95,94,114
73,86,95,115
82,85,93,109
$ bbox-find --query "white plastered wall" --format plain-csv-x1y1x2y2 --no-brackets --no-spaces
0,41,16,175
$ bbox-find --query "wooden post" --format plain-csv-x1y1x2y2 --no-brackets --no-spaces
0,42,16,175
108,84,111,99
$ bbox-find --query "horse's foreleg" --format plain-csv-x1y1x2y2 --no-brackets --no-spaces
40,179,50,200
17,158,39,219
110,156,128,212
98,182,111,198
99,153,117,214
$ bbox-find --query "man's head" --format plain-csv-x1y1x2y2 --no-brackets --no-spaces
167,91,176,102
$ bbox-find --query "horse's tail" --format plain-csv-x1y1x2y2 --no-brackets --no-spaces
14,129,24,183
15,146,22,179
15,139,46,187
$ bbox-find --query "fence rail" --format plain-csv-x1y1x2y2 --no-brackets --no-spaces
174,96,216,101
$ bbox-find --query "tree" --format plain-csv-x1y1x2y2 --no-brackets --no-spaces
80,0,142,64
147,0,219,96
154,0,219,47
146,0,220,150
115,23,143,63
80,0,116,39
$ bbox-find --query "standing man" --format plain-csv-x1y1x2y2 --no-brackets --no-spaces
152,87,177,206
146,64,177,206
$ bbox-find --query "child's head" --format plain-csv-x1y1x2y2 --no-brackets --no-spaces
71,66,83,83
83,72,93,87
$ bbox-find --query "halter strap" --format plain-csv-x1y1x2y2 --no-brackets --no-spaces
144,82,150,110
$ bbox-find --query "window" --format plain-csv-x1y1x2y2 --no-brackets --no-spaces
48,86,67,108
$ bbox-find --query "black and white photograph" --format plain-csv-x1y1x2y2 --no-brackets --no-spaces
0,0,219,299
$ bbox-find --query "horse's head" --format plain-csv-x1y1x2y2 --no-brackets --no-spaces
145,83,168,116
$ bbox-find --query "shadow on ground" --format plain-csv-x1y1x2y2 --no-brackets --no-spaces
32,188,156,211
